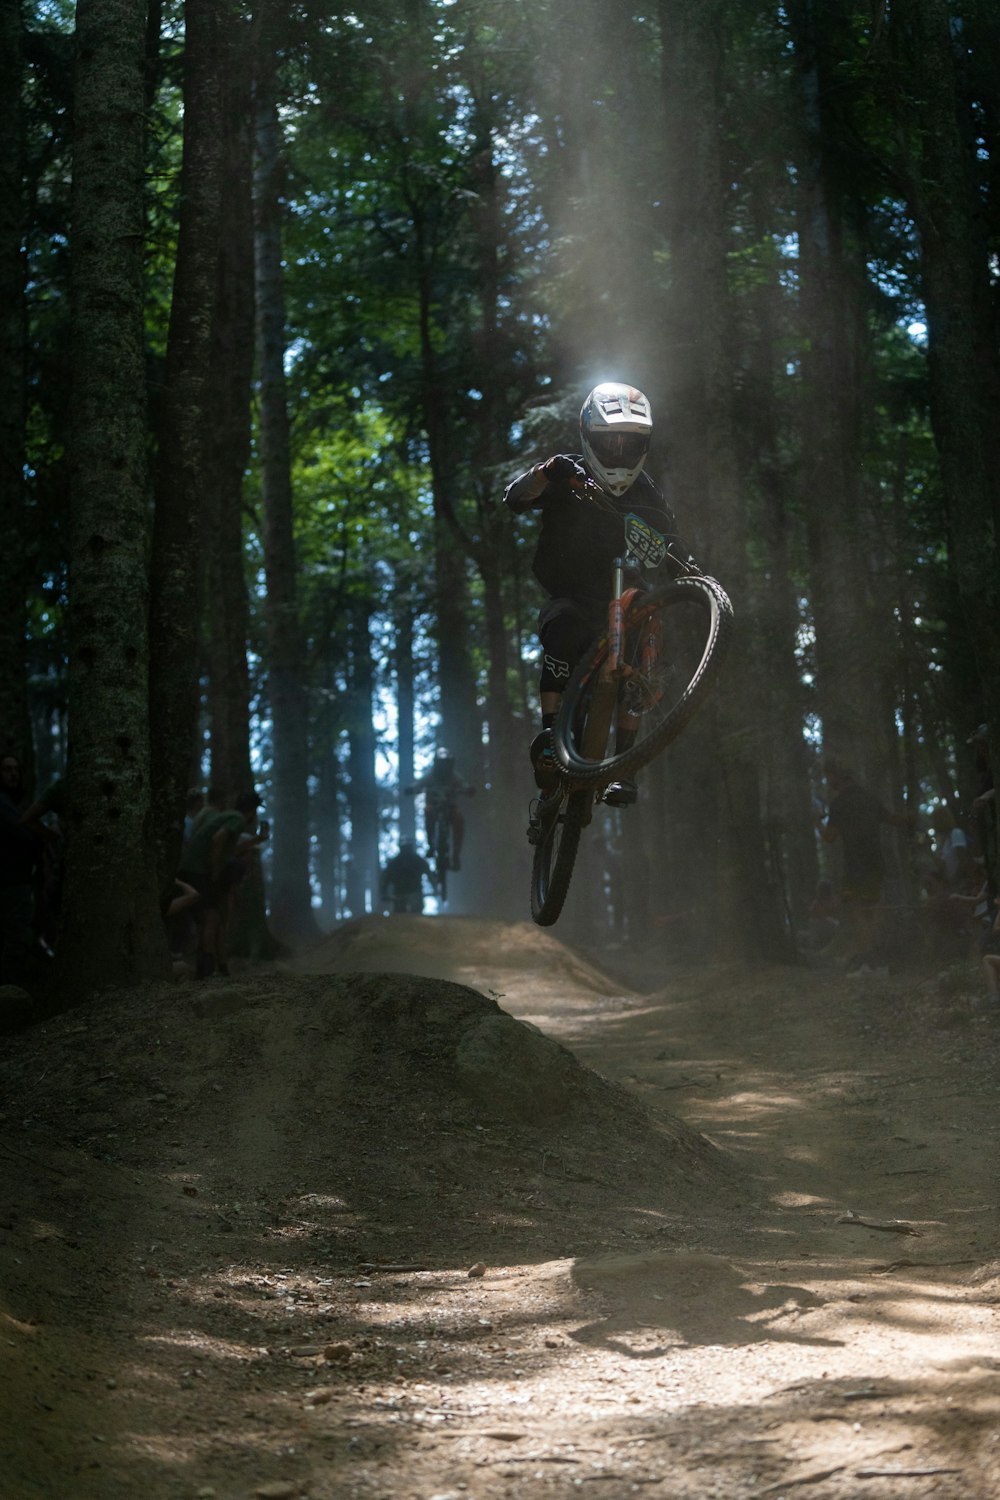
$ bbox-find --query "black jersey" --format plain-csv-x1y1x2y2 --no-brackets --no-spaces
503,454,679,607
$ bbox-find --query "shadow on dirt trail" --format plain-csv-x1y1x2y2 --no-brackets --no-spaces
1,913,998,1499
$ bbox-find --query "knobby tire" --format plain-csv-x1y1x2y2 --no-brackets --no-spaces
553,574,733,784
530,789,588,926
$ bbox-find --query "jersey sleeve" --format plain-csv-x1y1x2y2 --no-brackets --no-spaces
502,463,549,511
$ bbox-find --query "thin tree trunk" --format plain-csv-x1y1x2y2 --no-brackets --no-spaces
253,67,317,939
394,598,417,844
209,13,287,964
0,0,31,769
205,12,255,802
345,600,380,917
60,0,168,990
791,0,892,785
149,0,226,888
659,0,789,961
892,0,1000,778
742,176,820,932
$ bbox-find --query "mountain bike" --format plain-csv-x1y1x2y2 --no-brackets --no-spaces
529,480,734,926
428,801,453,904
421,787,473,904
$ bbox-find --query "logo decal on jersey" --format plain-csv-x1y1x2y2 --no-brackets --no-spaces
544,653,570,680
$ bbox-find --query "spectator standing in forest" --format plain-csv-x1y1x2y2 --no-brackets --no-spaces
190,784,226,838
503,381,696,811
381,839,435,914
177,790,265,978
0,754,39,985
817,762,915,976
968,725,996,899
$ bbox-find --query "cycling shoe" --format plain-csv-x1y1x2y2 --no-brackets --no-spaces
604,777,637,807
529,729,558,791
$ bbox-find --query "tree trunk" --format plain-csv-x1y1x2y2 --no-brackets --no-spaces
148,0,226,888
790,1,893,787
0,0,31,769
892,0,1000,778
659,0,789,961
345,600,380,917
253,65,317,939
204,12,255,802
60,0,168,990
742,174,821,933
394,595,417,844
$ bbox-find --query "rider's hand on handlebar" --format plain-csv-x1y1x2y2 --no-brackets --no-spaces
543,455,589,488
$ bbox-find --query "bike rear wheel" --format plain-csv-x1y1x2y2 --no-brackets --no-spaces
530,789,588,926
553,574,733,784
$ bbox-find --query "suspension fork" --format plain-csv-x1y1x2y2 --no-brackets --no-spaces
603,562,644,681
606,558,625,674
607,576,661,734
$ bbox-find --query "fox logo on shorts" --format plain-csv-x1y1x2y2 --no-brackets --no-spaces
544,653,570,680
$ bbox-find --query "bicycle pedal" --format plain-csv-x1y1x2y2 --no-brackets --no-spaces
604,778,638,807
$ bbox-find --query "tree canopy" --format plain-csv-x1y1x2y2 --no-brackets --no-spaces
1,0,997,989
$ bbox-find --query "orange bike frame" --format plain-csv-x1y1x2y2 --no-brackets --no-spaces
602,560,663,735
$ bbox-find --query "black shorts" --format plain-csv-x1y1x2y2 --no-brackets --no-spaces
537,598,604,693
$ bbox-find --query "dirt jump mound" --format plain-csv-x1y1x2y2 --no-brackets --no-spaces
1,967,732,1270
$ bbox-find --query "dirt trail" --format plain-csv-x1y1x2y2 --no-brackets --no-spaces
1,915,998,1500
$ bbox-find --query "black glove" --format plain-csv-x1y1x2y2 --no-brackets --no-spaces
543,454,588,487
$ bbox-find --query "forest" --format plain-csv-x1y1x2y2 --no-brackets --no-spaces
1,0,999,994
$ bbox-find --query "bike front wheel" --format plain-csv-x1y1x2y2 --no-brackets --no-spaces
553,574,733,784
530,789,589,926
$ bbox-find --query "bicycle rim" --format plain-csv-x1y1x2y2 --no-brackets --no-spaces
553,575,733,783
530,790,588,926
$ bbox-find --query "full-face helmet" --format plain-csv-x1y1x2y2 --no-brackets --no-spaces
432,746,456,781
580,382,652,496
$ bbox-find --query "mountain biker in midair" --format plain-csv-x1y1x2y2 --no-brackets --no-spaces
503,381,694,810
404,748,474,872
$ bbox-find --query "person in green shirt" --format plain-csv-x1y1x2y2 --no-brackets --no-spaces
178,791,264,978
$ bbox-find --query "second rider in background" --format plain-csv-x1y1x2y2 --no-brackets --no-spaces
404,748,474,872
503,381,695,808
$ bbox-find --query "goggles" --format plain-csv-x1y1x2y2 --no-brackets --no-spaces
588,431,649,467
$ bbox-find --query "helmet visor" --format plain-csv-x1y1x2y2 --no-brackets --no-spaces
588,431,649,468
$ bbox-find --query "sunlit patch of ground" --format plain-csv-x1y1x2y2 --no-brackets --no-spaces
2,918,999,1497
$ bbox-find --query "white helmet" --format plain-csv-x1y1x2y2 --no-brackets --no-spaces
580,382,652,496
